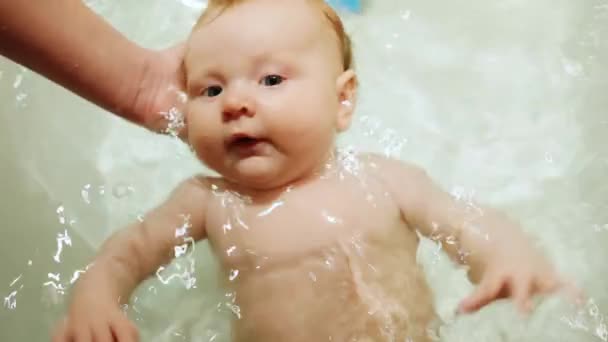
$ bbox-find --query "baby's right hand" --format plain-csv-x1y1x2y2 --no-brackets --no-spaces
52,292,139,342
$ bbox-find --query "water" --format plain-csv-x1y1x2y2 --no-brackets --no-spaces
1,0,607,341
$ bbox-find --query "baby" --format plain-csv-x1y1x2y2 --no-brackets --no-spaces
53,0,576,341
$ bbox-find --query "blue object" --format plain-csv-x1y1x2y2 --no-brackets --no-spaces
326,0,361,12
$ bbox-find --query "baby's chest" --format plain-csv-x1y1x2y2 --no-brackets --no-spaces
205,185,401,270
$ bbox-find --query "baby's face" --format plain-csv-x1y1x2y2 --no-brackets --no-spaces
184,0,356,190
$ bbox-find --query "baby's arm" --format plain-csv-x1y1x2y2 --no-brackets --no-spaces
369,155,579,314
52,176,210,342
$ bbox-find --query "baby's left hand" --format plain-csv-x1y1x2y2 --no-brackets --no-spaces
458,245,583,315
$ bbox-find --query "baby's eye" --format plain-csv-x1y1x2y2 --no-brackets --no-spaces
202,85,223,97
261,75,284,87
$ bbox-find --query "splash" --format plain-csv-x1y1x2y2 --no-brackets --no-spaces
561,299,608,341
3,274,24,310
154,215,198,289
53,230,72,263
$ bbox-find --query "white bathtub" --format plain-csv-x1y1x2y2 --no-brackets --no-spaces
1,0,607,341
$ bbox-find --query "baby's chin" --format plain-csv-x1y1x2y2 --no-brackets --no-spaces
225,157,289,190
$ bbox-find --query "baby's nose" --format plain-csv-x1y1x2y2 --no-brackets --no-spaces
222,92,255,121
223,105,253,121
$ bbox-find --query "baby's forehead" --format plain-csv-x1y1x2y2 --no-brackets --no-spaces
186,0,336,60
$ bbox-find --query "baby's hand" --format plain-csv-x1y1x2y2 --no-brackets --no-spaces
52,290,138,342
458,245,583,315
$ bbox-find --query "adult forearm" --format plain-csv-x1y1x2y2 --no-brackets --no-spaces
0,0,150,125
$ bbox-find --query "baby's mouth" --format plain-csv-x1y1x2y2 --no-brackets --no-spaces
227,134,268,156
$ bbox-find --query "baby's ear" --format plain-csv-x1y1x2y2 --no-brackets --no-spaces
335,69,358,132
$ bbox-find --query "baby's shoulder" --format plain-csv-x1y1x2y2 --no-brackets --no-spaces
166,174,217,204
357,152,429,183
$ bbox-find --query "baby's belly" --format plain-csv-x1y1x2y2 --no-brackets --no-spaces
225,227,438,342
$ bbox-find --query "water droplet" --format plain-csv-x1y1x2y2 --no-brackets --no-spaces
13,74,22,88
112,182,134,199
589,302,599,317
16,93,27,103
562,58,583,77
53,230,72,263
174,244,189,258
229,269,239,281
81,184,91,204
161,107,185,137
148,286,157,295
56,205,66,224
596,323,607,341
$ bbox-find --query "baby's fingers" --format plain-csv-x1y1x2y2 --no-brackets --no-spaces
513,277,534,314
537,276,586,308
557,279,587,308
51,319,68,342
111,318,139,342
50,318,92,342
459,274,504,314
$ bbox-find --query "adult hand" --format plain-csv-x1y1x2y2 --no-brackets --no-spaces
0,0,190,140
134,43,188,139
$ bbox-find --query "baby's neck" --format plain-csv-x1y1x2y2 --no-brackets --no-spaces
221,149,342,202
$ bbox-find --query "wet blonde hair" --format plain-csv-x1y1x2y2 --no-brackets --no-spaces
193,0,353,70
